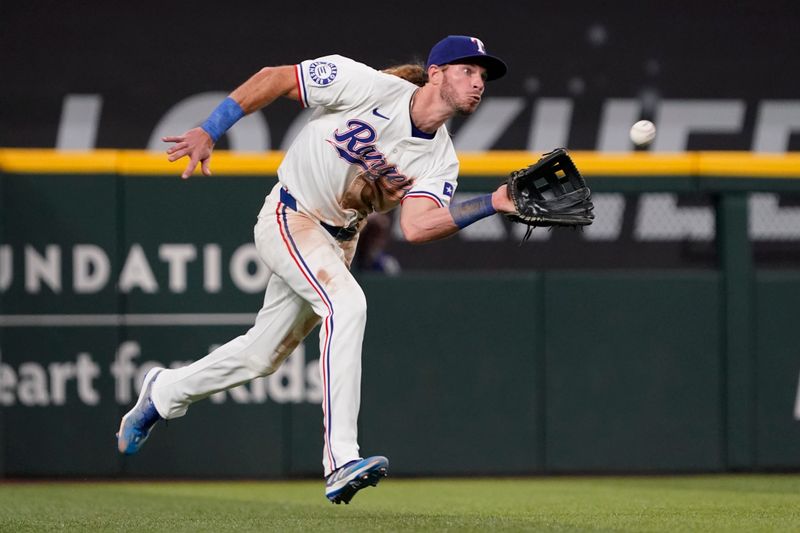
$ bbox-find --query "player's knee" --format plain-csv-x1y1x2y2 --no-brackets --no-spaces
243,347,285,377
257,363,278,377
244,356,277,377
334,287,367,321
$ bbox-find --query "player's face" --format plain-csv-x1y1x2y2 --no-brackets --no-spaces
440,64,487,116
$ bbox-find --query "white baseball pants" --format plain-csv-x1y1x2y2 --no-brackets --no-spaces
150,183,365,476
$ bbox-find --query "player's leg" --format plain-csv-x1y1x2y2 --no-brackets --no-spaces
117,273,318,454
312,260,367,477
150,275,319,418
271,199,387,503
271,203,366,473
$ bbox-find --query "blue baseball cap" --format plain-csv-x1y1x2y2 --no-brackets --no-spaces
426,35,507,81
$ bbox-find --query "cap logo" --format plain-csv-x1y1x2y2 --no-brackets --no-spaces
470,37,486,55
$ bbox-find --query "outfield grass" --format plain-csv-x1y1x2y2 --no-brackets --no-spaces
1,475,798,532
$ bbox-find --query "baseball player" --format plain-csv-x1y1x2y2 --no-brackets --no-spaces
117,35,514,504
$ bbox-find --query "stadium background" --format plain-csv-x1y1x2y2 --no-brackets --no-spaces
1,1,799,478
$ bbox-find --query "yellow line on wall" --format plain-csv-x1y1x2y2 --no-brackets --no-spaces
2,149,800,178
0,149,120,173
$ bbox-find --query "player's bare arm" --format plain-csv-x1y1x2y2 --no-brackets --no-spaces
230,65,300,109
400,184,514,243
163,65,298,179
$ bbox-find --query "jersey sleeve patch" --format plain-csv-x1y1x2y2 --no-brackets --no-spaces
308,60,339,86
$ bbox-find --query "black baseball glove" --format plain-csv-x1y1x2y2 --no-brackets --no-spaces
506,148,594,230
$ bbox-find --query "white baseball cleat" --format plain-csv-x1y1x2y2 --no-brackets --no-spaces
325,455,389,504
116,367,164,455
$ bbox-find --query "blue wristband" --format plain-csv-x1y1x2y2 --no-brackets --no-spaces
200,97,245,143
449,194,497,229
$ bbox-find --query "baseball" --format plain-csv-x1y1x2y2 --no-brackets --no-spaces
629,120,656,147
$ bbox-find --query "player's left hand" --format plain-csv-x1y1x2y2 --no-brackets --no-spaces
162,127,215,179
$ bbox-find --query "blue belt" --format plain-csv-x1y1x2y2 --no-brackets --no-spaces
279,187,359,242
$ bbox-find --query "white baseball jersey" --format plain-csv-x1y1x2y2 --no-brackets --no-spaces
272,54,460,227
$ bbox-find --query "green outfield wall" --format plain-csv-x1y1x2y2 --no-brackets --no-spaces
1,151,799,477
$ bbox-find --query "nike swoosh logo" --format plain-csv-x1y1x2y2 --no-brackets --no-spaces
372,107,390,120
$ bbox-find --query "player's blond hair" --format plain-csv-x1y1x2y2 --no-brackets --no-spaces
382,64,427,87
